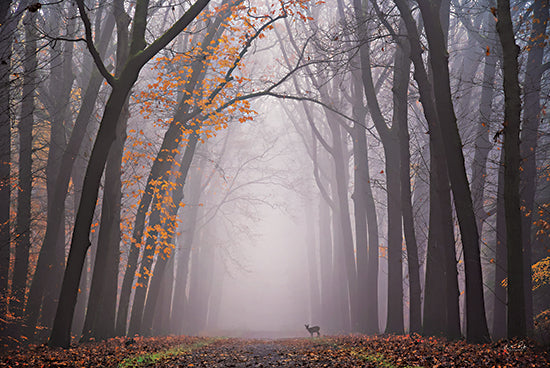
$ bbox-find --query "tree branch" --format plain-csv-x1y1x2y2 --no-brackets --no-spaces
75,0,115,85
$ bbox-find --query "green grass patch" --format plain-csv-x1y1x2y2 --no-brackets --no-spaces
118,338,217,368
350,349,423,368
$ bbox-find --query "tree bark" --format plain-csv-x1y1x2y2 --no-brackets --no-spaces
131,135,198,335
496,0,526,339
417,0,490,342
12,11,37,318
305,201,321,325
519,0,548,334
395,41,421,334
81,104,128,341
493,151,507,339
25,7,114,339
0,0,30,324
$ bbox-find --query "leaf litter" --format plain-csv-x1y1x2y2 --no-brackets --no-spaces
1,334,548,367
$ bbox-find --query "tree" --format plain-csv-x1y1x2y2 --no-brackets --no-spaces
48,0,212,348
12,10,37,319
496,0,526,339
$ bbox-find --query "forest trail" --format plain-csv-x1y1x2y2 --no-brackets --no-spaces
2,334,549,367
151,337,367,367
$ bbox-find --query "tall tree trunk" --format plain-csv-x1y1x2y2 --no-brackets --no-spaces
140,136,199,335
417,0,490,342
38,6,78,336
12,12,37,318
393,0,461,339
354,0,404,334
350,62,369,334
364,142,380,335
519,0,548,334
81,104,128,341
471,50,498,233
0,0,30,326
305,201,321,325
170,161,204,334
152,255,174,335
318,196,334,332
328,120,356,332
496,0,526,339
493,151,507,339
396,41,421,334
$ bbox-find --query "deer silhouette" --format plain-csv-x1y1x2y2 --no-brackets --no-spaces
305,324,320,337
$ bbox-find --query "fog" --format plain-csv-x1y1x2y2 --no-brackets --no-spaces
2,0,548,348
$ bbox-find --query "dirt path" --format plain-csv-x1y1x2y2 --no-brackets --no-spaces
158,337,368,367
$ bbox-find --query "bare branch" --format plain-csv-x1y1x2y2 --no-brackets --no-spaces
75,0,115,85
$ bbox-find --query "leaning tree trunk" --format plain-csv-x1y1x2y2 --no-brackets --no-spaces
134,135,198,335
496,0,526,339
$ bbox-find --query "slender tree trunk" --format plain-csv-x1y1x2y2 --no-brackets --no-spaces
493,151,507,339
305,201,321,325
328,120,356,332
170,161,204,334
396,44,421,334
350,63,369,333
318,196,334,332
12,12,37,318
139,136,198,335
519,0,548,334
471,51,498,233
152,255,174,335
0,0,29,325
496,0,526,339
364,144,380,335
116,9,226,335
38,7,78,335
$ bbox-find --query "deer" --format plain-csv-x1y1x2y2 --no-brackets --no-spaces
305,324,320,337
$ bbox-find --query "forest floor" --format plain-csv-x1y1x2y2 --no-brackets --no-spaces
1,334,549,367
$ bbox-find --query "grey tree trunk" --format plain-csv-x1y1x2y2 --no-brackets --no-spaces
519,0,548,334
305,201,321,325
170,161,204,334
12,11,37,318
138,136,199,335
395,43,422,334
496,0,526,339
493,151,507,339
0,0,29,324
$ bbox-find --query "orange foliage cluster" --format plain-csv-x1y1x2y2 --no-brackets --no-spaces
121,0,314,259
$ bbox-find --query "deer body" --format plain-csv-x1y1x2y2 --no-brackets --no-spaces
305,324,320,337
